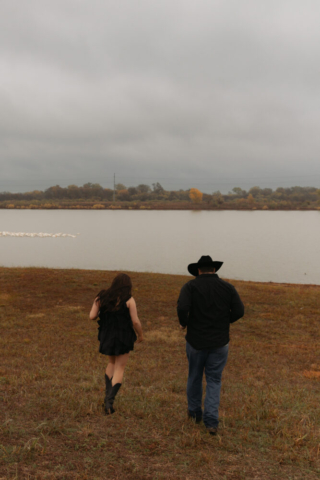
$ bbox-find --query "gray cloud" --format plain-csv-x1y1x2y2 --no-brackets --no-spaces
1,0,320,192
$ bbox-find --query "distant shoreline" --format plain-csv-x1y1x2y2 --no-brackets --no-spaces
1,203,320,211
1,184,320,210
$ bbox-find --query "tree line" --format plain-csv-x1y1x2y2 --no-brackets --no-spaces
1,183,320,209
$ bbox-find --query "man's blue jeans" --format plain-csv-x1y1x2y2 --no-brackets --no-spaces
186,341,229,428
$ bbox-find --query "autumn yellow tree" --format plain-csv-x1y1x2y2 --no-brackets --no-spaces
247,193,255,206
189,188,203,203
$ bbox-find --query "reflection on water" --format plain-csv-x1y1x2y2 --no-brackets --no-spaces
0,209,320,285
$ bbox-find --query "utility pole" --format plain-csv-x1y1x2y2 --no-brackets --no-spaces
113,173,116,202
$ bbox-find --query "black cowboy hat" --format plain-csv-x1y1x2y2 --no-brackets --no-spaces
187,255,223,277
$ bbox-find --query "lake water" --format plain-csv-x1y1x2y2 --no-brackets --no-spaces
0,209,320,285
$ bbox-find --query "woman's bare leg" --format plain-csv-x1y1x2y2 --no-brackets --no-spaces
106,356,115,379
112,353,130,385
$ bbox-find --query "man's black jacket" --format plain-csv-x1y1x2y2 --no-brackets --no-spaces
177,273,244,350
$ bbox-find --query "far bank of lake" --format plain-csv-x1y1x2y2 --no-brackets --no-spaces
1,209,320,285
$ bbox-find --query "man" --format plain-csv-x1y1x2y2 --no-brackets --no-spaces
177,255,244,435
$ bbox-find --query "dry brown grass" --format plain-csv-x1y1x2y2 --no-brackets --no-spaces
0,268,319,479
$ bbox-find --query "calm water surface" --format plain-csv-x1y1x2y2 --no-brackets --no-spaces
1,209,320,285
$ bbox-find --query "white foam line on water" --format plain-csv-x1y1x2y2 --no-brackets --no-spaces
0,231,78,238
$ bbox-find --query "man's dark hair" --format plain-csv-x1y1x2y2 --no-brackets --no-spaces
199,266,215,273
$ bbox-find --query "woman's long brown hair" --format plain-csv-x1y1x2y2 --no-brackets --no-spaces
97,273,132,312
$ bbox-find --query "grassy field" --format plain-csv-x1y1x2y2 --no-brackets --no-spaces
0,268,319,480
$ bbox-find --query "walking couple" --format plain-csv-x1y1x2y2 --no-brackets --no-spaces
89,255,244,434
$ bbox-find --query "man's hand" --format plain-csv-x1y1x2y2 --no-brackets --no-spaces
137,335,144,343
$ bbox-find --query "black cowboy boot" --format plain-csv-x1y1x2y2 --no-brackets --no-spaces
104,383,121,415
104,374,112,408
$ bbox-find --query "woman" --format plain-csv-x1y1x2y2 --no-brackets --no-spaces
89,273,143,414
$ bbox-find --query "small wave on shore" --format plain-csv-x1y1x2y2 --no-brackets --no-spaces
0,231,78,238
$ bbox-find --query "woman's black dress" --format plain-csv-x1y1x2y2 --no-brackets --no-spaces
97,299,137,355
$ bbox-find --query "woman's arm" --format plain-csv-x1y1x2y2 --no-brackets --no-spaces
89,298,100,320
127,297,144,342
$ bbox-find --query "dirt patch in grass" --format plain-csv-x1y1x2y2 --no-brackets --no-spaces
0,268,319,479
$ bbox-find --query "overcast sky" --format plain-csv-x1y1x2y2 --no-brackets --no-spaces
1,0,320,193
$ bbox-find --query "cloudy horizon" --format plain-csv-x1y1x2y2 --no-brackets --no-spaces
1,0,320,193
